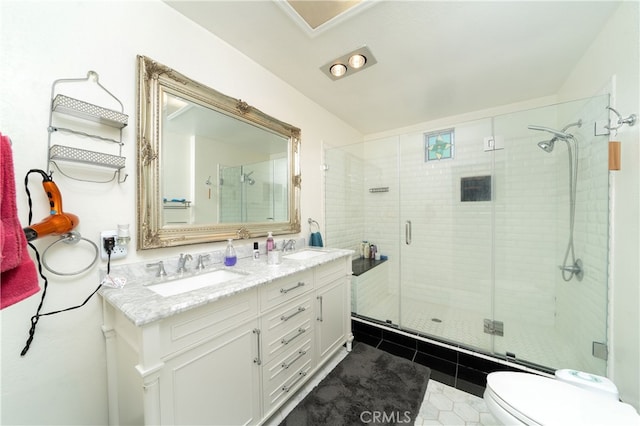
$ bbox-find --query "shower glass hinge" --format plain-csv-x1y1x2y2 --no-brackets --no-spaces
592,341,608,360
484,319,504,336
483,136,504,151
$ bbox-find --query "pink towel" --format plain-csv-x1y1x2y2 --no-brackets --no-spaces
1,132,39,309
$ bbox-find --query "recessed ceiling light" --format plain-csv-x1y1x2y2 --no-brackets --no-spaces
330,63,348,77
348,54,366,69
321,46,377,81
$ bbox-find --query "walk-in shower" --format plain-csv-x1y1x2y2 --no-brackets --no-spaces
529,120,584,281
325,95,610,376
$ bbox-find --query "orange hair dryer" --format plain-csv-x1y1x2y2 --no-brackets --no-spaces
23,171,79,242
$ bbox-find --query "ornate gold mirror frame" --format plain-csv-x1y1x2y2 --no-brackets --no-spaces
136,55,301,249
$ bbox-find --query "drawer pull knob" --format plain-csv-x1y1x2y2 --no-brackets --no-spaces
280,282,305,294
282,371,307,393
282,350,307,369
281,327,306,345
281,306,305,322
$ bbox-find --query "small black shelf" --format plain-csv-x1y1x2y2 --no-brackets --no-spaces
352,258,386,276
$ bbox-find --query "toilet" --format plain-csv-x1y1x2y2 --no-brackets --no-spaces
484,370,640,425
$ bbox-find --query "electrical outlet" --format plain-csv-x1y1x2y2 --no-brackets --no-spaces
100,230,127,260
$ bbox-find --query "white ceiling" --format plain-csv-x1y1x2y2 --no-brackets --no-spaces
164,1,620,135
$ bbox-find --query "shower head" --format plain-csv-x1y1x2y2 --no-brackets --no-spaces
528,125,572,140
537,139,555,153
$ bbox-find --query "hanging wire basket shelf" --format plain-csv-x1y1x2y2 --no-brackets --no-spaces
49,144,125,169
52,94,128,129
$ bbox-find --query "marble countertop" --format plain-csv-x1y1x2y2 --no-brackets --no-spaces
100,247,353,327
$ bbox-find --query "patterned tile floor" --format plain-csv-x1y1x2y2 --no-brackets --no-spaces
266,347,499,426
416,380,499,425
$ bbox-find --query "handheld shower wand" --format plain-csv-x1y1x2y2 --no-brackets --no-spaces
528,120,584,281
23,170,79,241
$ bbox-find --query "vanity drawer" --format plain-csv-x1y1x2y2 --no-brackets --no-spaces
261,295,314,363
260,270,313,312
159,288,258,356
315,259,348,288
262,335,314,411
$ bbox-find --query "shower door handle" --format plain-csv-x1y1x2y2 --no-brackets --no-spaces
405,220,412,245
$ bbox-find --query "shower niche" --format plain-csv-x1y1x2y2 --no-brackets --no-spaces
460,175,491,202
325,94,611,377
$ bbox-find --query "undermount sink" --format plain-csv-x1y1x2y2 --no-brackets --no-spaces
146,269,247,297
283,249,326,261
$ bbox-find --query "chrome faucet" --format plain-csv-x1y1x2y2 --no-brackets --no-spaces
282,239,296,253
146,261,167,277
196,254,210,271
177,253,193,273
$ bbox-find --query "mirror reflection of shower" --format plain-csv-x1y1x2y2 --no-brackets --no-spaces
528,119,584,281
241,171,255,185
219,158,288,223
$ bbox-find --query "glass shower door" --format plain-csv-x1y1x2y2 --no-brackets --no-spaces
491,95,610,374
397,118,495,353
325,137,402,325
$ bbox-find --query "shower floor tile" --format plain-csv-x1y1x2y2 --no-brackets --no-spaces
399,299,581,370
355,296,598,372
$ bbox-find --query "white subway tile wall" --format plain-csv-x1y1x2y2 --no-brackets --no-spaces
326,95,609,373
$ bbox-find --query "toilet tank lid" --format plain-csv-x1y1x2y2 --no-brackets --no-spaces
486,372,640,425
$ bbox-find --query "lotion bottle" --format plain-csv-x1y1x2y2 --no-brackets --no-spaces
266,232,275,252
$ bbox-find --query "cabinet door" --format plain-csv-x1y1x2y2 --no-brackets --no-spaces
159,320,261,425
316,279,347,363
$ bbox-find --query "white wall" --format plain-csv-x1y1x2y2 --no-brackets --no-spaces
516,1,640,408
0,1,361,424
557,1,640,409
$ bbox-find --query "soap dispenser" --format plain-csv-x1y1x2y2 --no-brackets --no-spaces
224,239,237,266
266,232,275,252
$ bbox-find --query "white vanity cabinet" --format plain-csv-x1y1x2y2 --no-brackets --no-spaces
315,261,351,364
102,253,352,426
103,287,261,426
158,319,262,425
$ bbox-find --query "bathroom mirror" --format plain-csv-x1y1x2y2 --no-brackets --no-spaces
136,55,301,249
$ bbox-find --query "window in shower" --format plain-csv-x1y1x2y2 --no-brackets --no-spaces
424,128,454,161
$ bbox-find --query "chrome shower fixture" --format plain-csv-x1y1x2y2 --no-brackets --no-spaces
529,120,582,153
537,140,555,153
528,118,584,282
240,171,255,185
528,125,572,140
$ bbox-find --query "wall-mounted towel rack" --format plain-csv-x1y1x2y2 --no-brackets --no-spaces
605,106,637,133
308,218,320,231
47,71,128,183
163,199,192,209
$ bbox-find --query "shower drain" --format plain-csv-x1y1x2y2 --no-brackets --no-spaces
431,318,442,323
